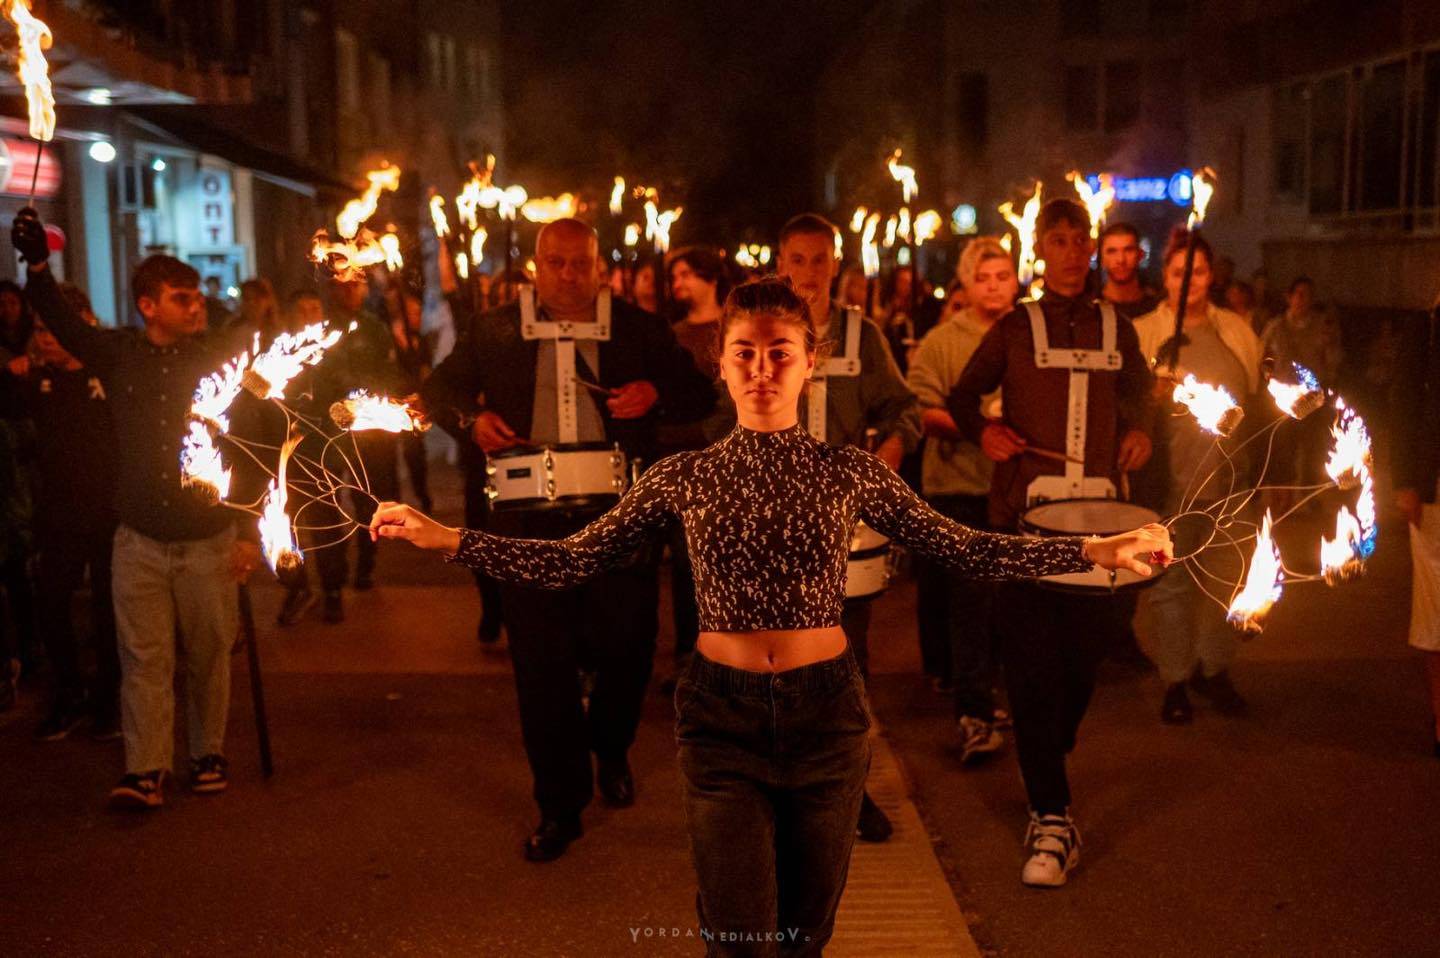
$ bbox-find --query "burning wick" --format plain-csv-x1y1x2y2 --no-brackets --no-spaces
1267,362,1325,420
259,433,304,576
330,390,427,433
1227,510,1284,635
1172,374,1244,437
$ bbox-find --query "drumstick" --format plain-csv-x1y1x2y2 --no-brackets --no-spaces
573,375,614,397
1024,445,1084,466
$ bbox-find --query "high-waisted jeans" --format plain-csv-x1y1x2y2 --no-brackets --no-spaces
675,648,871,957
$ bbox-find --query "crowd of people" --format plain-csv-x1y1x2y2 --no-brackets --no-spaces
0,191,1431,953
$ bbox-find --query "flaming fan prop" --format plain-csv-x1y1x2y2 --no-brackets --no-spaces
1160,361,1379,636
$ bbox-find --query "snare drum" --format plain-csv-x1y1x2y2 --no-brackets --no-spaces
1019,498,1163,592
845,521,891,600
485,442,628,512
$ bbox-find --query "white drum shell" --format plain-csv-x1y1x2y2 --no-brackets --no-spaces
1020,498,1162,592
486,445,627,510
845,552,890,599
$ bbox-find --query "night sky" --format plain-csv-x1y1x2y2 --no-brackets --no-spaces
500,0,867,246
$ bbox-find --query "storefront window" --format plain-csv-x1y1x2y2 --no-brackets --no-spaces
1359,60,1405,211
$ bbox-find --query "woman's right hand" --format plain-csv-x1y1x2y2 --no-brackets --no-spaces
369,502,462,553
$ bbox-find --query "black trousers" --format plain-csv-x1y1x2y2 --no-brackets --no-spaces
36,521,117,708
996,582,1112,816
494,505,660,821
305,433,400,592
917,494,999,719
400,433,433,512
676,649,871,958
461,452,504,634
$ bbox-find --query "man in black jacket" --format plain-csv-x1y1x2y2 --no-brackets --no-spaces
423,218,715,861
1391,304,1440,758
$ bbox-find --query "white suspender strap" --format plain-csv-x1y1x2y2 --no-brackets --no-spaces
522,286,613,444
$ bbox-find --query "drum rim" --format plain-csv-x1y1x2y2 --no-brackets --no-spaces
488,441,620,460
1020,497,1161,537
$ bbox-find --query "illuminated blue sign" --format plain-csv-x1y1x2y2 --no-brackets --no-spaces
1086,171,1193,207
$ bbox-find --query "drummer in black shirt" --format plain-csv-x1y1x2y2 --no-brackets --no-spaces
423,218,715,862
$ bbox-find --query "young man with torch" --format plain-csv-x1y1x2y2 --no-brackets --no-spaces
12,208,264,808
946,198,1156,887
421,218,715,862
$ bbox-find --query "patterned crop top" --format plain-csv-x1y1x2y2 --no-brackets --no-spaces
447,424,1094,631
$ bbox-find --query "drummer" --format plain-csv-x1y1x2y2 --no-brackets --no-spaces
775,212,920,842
422,218,715,862
947,198,1154,888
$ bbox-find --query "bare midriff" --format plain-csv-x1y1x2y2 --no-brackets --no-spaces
696,626,849,673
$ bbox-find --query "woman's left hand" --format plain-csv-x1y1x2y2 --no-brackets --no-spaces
369,501,462,553
1083,523,1173,577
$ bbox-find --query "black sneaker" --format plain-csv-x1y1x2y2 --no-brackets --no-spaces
189,754,229,794
34,703,86,742
1190,670,1247,715
323,590,345,624
109,770,166,809
524,816,582,863
857,790,893,842
276,585,316,626
1161,683,1193,725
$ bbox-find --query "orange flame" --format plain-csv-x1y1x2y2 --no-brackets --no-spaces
310,228,387,281
999,181,1043,285
4,0,54,141
1189,167,1217,228
643,192,681,253
331,390,425,433
520,193,578,223
337,164,401,240
861,212,881,279
1323,398,1372,489
1227,510,1283,632
913,210,942,246
849,206,868,233
623,223,640,247
1172,374,1244,437
469,227,486,269
258,434,303,575
609,177,625,216
379,231,403,271
887,148,917,203
454,252,469,279
1068,171,1114,239
248,322,344,401
428,194,450,238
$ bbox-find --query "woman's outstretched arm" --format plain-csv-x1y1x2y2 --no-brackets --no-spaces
370,454,685,589
846,447,1171,580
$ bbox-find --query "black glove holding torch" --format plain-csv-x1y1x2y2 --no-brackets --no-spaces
12,207,50,267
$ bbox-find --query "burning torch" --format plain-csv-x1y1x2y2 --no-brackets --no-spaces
1157,167,1217,374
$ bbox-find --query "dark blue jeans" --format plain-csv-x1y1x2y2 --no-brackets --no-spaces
675,649,871,957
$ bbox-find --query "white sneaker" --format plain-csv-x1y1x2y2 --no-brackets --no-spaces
1021,811,1081,887
956,716,1004,765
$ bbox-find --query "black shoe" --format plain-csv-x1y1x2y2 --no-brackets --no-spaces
323,590,345,624
276,585,316,626
524,816,582,862
34,702,86,742
857,790,893,842
1161,683,1193,725
109,770,166,809
189,754,229,794
596,757,635,808
353,570,375,592
1190,670,1247,715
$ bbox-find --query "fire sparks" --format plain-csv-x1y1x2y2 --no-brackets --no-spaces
609,177,625,216
309,228,387,280
887,148,918,203
1068,171,1114,239
258,434,303,575
860,212,881,279
379,231,403,271
520,193,578,223
1227,511,1284,633
1267,362,1325,419
1324,398,1373,490
330,390,425,433
337,164,401,240
428,194,450,238
913,209,942,246
4,0,55,142
1189,166,1217,229
999,181,1043,285
1172,374,1244,437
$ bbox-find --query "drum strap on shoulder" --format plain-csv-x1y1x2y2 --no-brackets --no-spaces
806,306,863,441
521,287,612,444
1024,300,1121,503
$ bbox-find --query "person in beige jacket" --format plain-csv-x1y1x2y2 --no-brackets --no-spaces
1133,231,1263,725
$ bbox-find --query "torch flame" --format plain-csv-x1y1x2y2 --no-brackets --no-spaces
248,322,344,401
999,181,1043,286
609,177,625,216
1324,397,1372,489
455,252,469,279
1267,362,1325,419
258,433,303,575
897,207,912,242
883,214,897,249
1227,510,1284,633
849,206,868,233
337,164,401,240
4,0,54,142
455,156,527,224
914,209,942,246
331,390,425,433
1172,374,1244,437
861,212,881,279
1320,505,1365,585
428,194,450,238
887,148,918,203
310,228,387,281
469,227,486,268
643,194,682,253
379,231,403,271
520,193,578,223
623,223,640,247
1189,167,1217,228
1068,171,1114,239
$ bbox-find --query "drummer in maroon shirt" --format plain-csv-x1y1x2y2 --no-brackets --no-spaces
946,198,1156,888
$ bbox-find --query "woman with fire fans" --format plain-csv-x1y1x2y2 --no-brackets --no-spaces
370,277,1171,956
